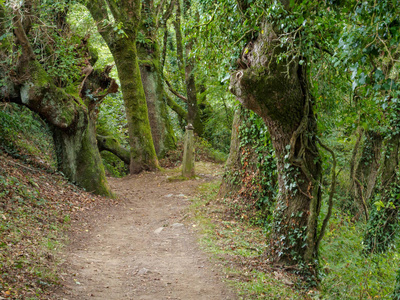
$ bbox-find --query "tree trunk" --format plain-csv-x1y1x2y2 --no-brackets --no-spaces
218,107,242,197
352,130,383,220
174,1,203,136
2,9,113,196
363,133,400,254
138,0,176,158
184,40,203,136
229,22,322,267
86,0,159,174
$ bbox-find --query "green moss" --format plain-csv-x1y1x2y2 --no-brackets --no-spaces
29,60,50,88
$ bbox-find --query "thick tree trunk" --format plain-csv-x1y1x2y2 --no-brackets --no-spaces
113,41,159,173
2,9,114,196
3,61,113,196
52,113,112,196
138,0,176,158
229,22,322,266
86,0,159,174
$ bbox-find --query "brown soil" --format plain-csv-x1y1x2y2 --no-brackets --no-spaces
53,162,237,300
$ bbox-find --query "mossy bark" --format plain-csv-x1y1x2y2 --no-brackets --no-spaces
97,134,130,165
137,0,176,158
4,12,113,196
182,125,195,177
113,40,159,173
230,22,322,267
86,0,159,174
52,111,112,196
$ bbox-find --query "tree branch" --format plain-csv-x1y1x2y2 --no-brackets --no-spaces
97,134,130,164
164,78,187,102
164,89,187,120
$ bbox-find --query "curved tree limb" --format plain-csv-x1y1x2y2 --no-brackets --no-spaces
97,135,130,165
164,89,188,120
164,77,187,102
315,139,337,251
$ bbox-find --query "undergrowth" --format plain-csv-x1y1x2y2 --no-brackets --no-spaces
190,180,399,299
160,136,227,168
319,208,399,299
0,152,109,299
190,181,306,299
0,103,56,169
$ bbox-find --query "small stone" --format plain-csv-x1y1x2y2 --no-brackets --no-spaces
154,227,164,234
177,194,187,198
164,194,173,197
138,268,149,275
171,223,184,228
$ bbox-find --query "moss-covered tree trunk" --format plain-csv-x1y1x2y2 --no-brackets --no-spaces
138,0,176,158
86,0,159,174
230,21,322,268
52,111,111,196
2,9,113,196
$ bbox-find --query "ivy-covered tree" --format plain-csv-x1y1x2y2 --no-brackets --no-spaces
229,0,325,271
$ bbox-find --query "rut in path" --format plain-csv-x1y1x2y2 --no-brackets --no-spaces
55,163,237,300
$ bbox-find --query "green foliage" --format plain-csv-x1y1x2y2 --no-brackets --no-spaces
97,93,128,143
320,211,399,299
101,151,128,178
0,104,56,167
363,172,400,254
393,267,400,300
222,108,277,227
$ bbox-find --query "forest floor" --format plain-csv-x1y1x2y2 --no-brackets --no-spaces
53,162,237,300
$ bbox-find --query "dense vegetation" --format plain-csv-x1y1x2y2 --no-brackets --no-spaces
1,0,399,298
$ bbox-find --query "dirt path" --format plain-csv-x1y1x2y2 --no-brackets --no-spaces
54,163,236,300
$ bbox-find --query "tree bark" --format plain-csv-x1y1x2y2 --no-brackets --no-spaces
138,0,176,158
352,130,383,220
229,22,322,267
86,0,159,173
97,135,130,165
173,1,203,136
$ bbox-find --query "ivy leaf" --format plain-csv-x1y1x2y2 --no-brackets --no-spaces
374,200,385,211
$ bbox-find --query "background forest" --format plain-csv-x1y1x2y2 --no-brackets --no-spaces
1,0,400,299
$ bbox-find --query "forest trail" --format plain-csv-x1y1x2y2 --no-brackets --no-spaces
54,162,236,300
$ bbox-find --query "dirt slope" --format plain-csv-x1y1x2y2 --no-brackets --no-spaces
54,163,237,300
